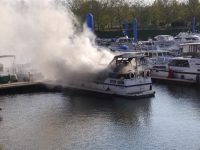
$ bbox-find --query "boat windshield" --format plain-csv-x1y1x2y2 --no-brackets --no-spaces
168,59,190,67
109,56,145,73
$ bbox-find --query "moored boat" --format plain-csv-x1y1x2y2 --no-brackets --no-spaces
55,53,155,98
149,54,200,85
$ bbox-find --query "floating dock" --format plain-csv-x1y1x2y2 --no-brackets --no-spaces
43,81,116,97
151,76,198,85
0,80,116,95
0,80,52,94
0,80,155,98
43,81,155,98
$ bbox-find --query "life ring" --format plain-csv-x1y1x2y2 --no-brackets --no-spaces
146,70,151,77
143,71,147,78
196,74,200,82
129,72,135,79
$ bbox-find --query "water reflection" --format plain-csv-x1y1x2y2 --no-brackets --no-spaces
61,94,153,127
0,86,200,150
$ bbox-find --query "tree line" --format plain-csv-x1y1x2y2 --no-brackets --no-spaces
61,0,200,31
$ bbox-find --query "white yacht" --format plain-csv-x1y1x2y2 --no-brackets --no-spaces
58,53,155,98
149,54,200,84
150,35,176,50
141,49,174,66
146,42,200,84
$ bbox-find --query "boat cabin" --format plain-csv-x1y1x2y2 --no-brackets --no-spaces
168,57,190,67
115,36,134,44
143,50,170,58
180,42,200,53
108,53,148,79
109,36,135,47
174,34,200,43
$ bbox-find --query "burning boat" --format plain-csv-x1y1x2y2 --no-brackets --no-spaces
55,53,155,98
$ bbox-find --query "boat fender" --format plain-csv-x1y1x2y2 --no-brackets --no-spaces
142,71,145,77
196,74,200,82
144,70,148,78
146,71,151,77
150,85,152,90
129,72,135,79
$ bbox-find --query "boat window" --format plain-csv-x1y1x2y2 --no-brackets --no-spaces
110,80,116,84
153,53,157,57
162,52,167,56
0,64,3,72
158,53,162,56
168,59,189,67
119,39,124,43
131,58,136,66
149,53,153,58
117,80,124,85
109,59,116,69
144,52,148,56
185,38,197,41
128,39,131,42
124,39,128,42
146,42,152,45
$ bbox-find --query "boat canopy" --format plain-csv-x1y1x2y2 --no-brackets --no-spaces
113,53,144,59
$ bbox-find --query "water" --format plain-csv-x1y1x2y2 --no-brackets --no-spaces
0,84,200,150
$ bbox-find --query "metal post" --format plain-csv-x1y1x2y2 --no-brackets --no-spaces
85,13,94,32
192,18,195,33
133,19,137,43
124,20,128,37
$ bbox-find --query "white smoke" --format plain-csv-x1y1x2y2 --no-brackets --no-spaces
0,0,115,81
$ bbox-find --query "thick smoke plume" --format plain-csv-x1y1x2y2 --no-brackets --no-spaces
0,0,115,81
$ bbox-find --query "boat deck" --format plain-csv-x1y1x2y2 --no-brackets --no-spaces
44,82,116,95
0,80,51,94
0,80,155,98
0,81,42,89
151,76,198,85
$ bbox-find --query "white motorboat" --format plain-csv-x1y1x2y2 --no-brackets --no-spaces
148,42,200,84
150,55,200,80
137,47,174,68
150,35,176,50
59,53,155,98
174,32,200,44
149,53,200,84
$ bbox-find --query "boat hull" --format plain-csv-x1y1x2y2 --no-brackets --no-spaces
60,76,155,99
150,69,200,85
0,75,10,84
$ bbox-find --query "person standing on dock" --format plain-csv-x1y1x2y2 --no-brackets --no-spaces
167,69,175,78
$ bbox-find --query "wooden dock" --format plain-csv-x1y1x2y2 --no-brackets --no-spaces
0,80,52,94
0,81,42,89
0,80,116,95
151,76,198,85
43,82,116,95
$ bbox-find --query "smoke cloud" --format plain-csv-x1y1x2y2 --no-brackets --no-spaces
0,0,115,82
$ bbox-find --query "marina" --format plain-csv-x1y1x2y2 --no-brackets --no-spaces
1,1,200,150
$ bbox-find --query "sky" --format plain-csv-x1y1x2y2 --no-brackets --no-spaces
0,0,116,82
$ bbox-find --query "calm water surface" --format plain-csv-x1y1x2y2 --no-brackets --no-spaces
0,84,200,150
